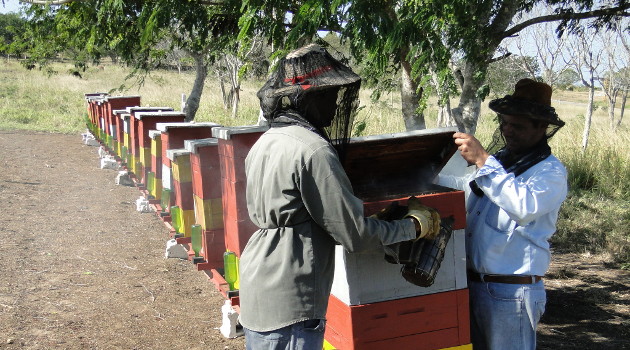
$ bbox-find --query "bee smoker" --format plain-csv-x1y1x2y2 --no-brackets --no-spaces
381,203,454,288
400,217,454,287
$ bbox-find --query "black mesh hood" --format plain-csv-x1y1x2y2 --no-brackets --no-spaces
257,44,361,158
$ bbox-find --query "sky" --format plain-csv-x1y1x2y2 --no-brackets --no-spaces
0,1,24,15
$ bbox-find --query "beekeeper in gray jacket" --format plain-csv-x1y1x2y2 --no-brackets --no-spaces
239,44,441,350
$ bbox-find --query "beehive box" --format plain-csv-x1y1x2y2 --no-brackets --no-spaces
211,125,269,257
148,130,164,202
84,93,108,134
184,138,225,270
156,122,221,218
133,111,183,186
102,96,141,152
126,107,173,180
166,148,195,237
325,127,470,349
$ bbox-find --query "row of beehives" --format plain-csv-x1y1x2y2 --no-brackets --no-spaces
83,92,473,350
84,93,267,299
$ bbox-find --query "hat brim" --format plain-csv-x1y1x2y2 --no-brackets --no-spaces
266,75,361,99
489,96,565,127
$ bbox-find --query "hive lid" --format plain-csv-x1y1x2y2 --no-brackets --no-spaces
212,125,269,140
126,106,174,115
339,127,458,201
104,95,141,101
148,130,162,139
185,138,218,153
84,92,108,100
156,122,221,132
166,148,190,161
134,111,185,120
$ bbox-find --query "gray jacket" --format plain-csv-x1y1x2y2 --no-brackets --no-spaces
239,124,416,332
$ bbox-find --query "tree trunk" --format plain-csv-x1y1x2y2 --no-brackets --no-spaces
582,80,595,153
430,68,455,127
451,61,484,135
607,89,617,130
227,53,241,118
184,53,208,122
400,57,425,130
615,89,627,130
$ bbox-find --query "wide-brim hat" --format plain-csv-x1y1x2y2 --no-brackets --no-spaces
259,43,361,100
489,78,565,127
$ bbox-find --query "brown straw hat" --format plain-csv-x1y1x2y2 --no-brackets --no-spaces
489,78,565,127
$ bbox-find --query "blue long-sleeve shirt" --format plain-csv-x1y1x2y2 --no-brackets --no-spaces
439,154,567,276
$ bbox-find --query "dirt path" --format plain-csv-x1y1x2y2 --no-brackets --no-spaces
0,131,245,349
0,130,628,349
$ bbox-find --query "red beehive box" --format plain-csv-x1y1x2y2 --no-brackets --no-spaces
126,107,173,181
133,111,184,186
324,127,470,349
325,290,470,350
84,93,108,130
102,96,141,153
211,125,268,257
185,138,225,270
156,122,221,216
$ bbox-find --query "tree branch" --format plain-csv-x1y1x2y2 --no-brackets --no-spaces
20,0,223,4
487,52,512,64
502,5,630,39
19,0,78,4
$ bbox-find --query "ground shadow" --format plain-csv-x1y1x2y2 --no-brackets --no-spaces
538,273,630,350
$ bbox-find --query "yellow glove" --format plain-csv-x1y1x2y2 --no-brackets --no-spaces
404,196,441,240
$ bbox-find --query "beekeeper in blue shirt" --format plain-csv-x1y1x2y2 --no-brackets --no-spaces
446,78,567,350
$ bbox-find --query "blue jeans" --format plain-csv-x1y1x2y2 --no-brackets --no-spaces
244,319,326,350
469,280,546,350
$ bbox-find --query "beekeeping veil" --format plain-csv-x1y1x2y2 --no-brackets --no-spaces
257,44,361,159
485,78,565,154
470,79,567,197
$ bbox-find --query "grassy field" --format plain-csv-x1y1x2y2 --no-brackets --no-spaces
1,59,628,265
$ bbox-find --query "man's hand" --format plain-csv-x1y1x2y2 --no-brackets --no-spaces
453,132,490,168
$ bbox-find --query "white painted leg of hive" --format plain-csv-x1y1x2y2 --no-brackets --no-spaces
219,300,243,338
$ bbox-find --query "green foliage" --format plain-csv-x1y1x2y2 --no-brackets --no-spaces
556,68,581,89
0,13,27,56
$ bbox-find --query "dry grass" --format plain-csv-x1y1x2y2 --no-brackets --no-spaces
1,58,628,264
